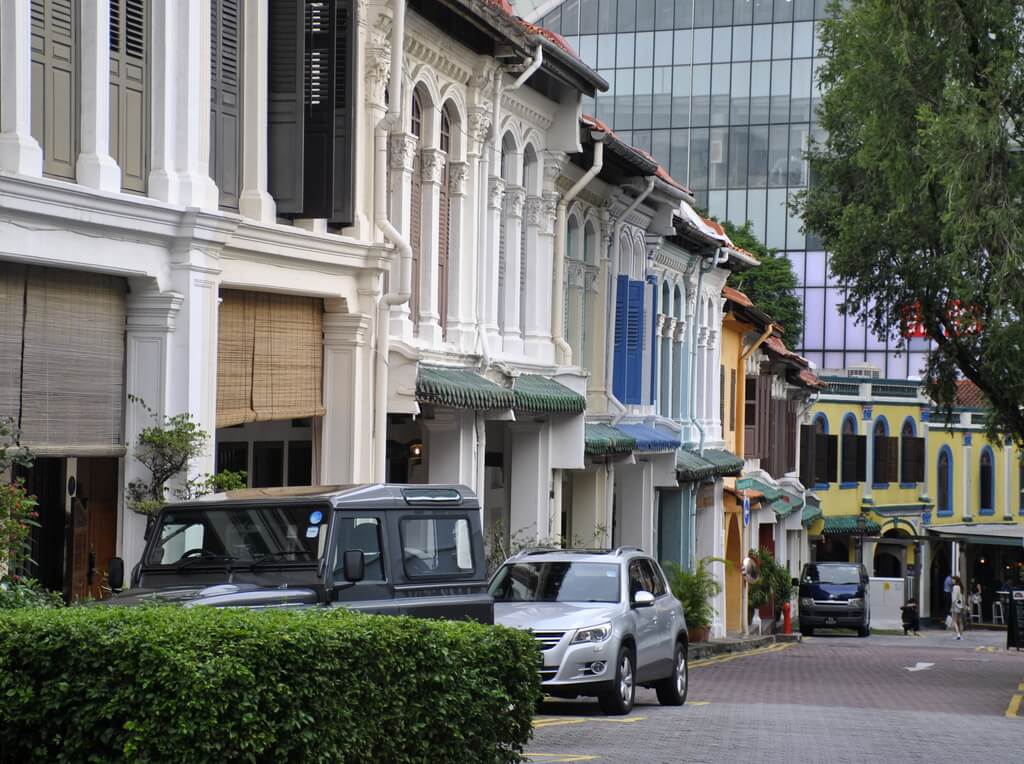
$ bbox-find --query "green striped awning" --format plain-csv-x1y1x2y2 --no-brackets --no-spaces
416,366,514,410
585,423,636,456
822,515,881,536
513,375,586,414
676,448,745,482
802,501,823,527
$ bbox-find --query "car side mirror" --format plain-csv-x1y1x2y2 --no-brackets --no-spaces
791,577,799,587
342,549,365,583
108,557,125,592
632,590,655,608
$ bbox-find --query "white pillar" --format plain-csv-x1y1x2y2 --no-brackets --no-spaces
523,193,557,361
919,410,931,502
1002,437,1012,518
707,328,720,442
149,0,218,209
0,0,43,175
238,0,275,222
387,133,417,340
445,160,474,349
417,148,446,345
76,0,121,191
501,186,525,356
321,307,374,483
509,424,550,541
963,434,973,520
863,407,874,504
484,176,505,354
425,410,477,487
122,289,185,569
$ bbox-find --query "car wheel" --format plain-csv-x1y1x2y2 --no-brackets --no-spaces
800,627,813,637
655,641,688,706
858,622,870,638
598,645,636,715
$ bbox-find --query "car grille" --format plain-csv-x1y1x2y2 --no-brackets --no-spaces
539,668,558,682
533,630,566,651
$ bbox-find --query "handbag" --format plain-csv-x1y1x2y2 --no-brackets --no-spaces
945,613,953,629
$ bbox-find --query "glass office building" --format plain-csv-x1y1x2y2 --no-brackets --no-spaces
521,0,929,377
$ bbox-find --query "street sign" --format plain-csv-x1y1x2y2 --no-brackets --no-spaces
742,494,750,527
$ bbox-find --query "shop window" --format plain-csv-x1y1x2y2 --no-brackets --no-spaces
252,441,284,487
979,447,995,515
937,447,953,516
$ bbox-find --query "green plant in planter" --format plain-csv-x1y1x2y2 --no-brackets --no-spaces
661,557,726,631
746,548,793,618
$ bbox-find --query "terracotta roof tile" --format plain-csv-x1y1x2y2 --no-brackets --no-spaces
723,285,753,308
954,379,986,408
798,368,827,389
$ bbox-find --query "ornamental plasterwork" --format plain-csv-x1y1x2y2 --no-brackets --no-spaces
388,134,418,170
420,149,446,184
655,315,667,335
697,326,709,346
543,151,567,185
447,162,469,195
583,267,599,293
501,95,553,131
707,329,719,348
524,196,544,226
405,37,472,86
541,193,559,232
488,177,506,210
566,260,585,288
505,187,526,219
469,108,492,145
673,320,688,342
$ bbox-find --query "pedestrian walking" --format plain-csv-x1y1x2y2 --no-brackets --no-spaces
943,572,953,616
900,598,921,636
949,575,965,640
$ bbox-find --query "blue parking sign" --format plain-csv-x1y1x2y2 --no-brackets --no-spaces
742,494,750,527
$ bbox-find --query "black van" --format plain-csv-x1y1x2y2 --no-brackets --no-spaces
793,562,870,637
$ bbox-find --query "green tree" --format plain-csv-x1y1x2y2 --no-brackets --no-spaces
795,0,1024,443
721,219,804,348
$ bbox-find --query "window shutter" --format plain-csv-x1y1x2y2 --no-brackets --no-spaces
901,437,925,483
886,436,901,482
211,0,241,208
268,0,306,213
31,0,78,180
855,435,867,482
0,265,27,424
718,365,724,425
826,434,838,483
438,160,450,338
612,274,628,401
109,0,148,193
626,279,645,404
329,0,356,226
410,151,422,331
300,0,333,218
756,374,772,460
650,282,658,403
799,423,816,488
841,434,864,483
813,432,829,485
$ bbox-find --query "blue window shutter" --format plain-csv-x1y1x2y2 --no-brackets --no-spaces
626,280,644,404
649,277,658,404
613,274,629,401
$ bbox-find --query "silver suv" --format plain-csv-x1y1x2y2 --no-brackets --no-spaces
489,547,688,714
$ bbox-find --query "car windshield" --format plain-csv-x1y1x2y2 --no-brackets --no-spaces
489,562,621,603
803,564,862,585
146,505,330,566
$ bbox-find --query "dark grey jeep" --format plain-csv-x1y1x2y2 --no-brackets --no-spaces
104,484,493,623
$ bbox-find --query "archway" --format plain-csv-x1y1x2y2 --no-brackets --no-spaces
874,527,909,578
874,551,902,578
930,545,951,617
725,512,743,634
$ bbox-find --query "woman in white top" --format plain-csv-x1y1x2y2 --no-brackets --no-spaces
950,575,965,640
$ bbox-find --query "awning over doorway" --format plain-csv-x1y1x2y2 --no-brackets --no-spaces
584,423,636,456
615,423,680,453
822,515,882,536
735,475,804,519
415,366,514,410
675,448,744,482
512,375,586,414
802,498,823,526
927,523,1024,547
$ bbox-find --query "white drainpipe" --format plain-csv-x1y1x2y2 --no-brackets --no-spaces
603,176,656,424
552,134,604,365
373,0,411,482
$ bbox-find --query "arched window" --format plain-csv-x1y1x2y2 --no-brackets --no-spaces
937,446,953,516
840,413,859,485
842,414,857,435
979,446,995,515
438,104,452,338
498,133,516,332
409,89,424,333
672,284,683,420
520,145,539,339
813,413,829,434
580,220,599,369
564,214,583,356
873,416,891,485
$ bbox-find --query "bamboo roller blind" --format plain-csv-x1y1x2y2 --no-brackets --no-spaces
216,290,325,427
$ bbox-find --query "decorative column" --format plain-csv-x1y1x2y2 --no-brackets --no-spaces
521,195,545,356
425,410,476,486
919,408,931,503
387,132,418,340
0,0,43,175
696,326,709,434
417,147,446,345
509,423,551,541
321,305,374,484
862,405,874,505
962,433,973,521
672,315,686,421
483,175,505,353
501,186,526,356
1003,436,1013,520
76,0,121,191
707,327,720,442
239,0,275,222
445,161,473,347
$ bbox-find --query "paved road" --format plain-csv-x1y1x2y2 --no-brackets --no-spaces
526,629,1024,763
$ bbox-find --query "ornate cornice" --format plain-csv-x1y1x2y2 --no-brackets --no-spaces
502,94,553,131
405,36,473,86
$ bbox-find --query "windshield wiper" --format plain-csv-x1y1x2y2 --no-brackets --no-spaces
249,552,315,570
174,554,237,570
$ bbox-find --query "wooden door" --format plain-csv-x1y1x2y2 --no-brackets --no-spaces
70,458,119,601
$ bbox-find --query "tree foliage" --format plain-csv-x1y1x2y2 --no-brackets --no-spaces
794,0,1024,443
721,219,804,347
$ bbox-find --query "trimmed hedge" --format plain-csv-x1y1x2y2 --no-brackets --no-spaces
0,606,540,763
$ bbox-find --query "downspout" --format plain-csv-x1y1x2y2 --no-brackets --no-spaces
552,134,605,365
603,176,656,425
373,0,410,482
475,45,542,370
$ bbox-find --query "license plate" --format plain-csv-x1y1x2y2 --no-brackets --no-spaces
825,617,837,625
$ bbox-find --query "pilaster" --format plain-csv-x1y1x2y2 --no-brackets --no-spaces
0,0,43,176
501,185,526,356
239,0,276,222
76,0,121,191
322,306,374,483
416,147,446,345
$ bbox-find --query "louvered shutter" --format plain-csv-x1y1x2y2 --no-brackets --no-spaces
612,274,628,401
872,436,887,482
729,369,736,432
901,436,925,483
813,432,829,485
719,365,724,426
211,0,241,208
268,0,305,213
625,280,644,404
438,162,450,337
826,434,838,482
854,434,867,482
799,423,816,488
410,152,422,330
885,436,901,483
0,265,27,424
109,0,148,192
301,0,333,218
519,205,528,338
650,282,658,403
31,0,78,180
329,0,356,226
841,434,864,483
756,374,772,460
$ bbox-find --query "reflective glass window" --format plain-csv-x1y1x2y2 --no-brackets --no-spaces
581,0,599,33
670,128,690,182
770,59,791,123
732,25,752,61
750,64,770,123
766,188,787,248
711,63,730,125
748,125,769,187
754,0,774,24
656,0,676,29
674,0,694,28
617,33,636,67
752,24,772,59
635,68,654,129
788,123,808,186
674,29,693,64
709,126,729,189
790,59,813,122
655,30,674,65
653,66,673,128
733,0,753,24
636,32,655,66
728,126,748,187
562,0,580,35
598,36,616,69
672,66,691,126
730,62,750,124
619,0,637,30
691,64,711,125
792,20,814,57
598,0,617,32
694,0,713,26
693,28,712,63
773,0,792,21
712,26,732,62
794,0,815,21
579,35,598,68
638,0,656,30
689,127,710,190
616,69,635,128
772,22,792,59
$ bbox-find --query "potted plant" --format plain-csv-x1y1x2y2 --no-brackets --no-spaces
662,557,725,642
746,548,793,631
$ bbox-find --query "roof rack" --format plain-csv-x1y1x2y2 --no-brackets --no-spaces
614,546,644,556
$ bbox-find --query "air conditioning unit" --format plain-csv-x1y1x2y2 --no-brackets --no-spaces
846,363,881,379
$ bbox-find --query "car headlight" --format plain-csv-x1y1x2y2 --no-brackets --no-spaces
572,623,612,644
848,598,864,608
799,597,814,608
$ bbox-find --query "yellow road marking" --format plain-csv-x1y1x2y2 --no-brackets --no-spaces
1006,694,1022,719
533,715,647,730
533,718,588,729
525,755,599,762
1018,682,1024,693
975,645,997,653
690,642,793,668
